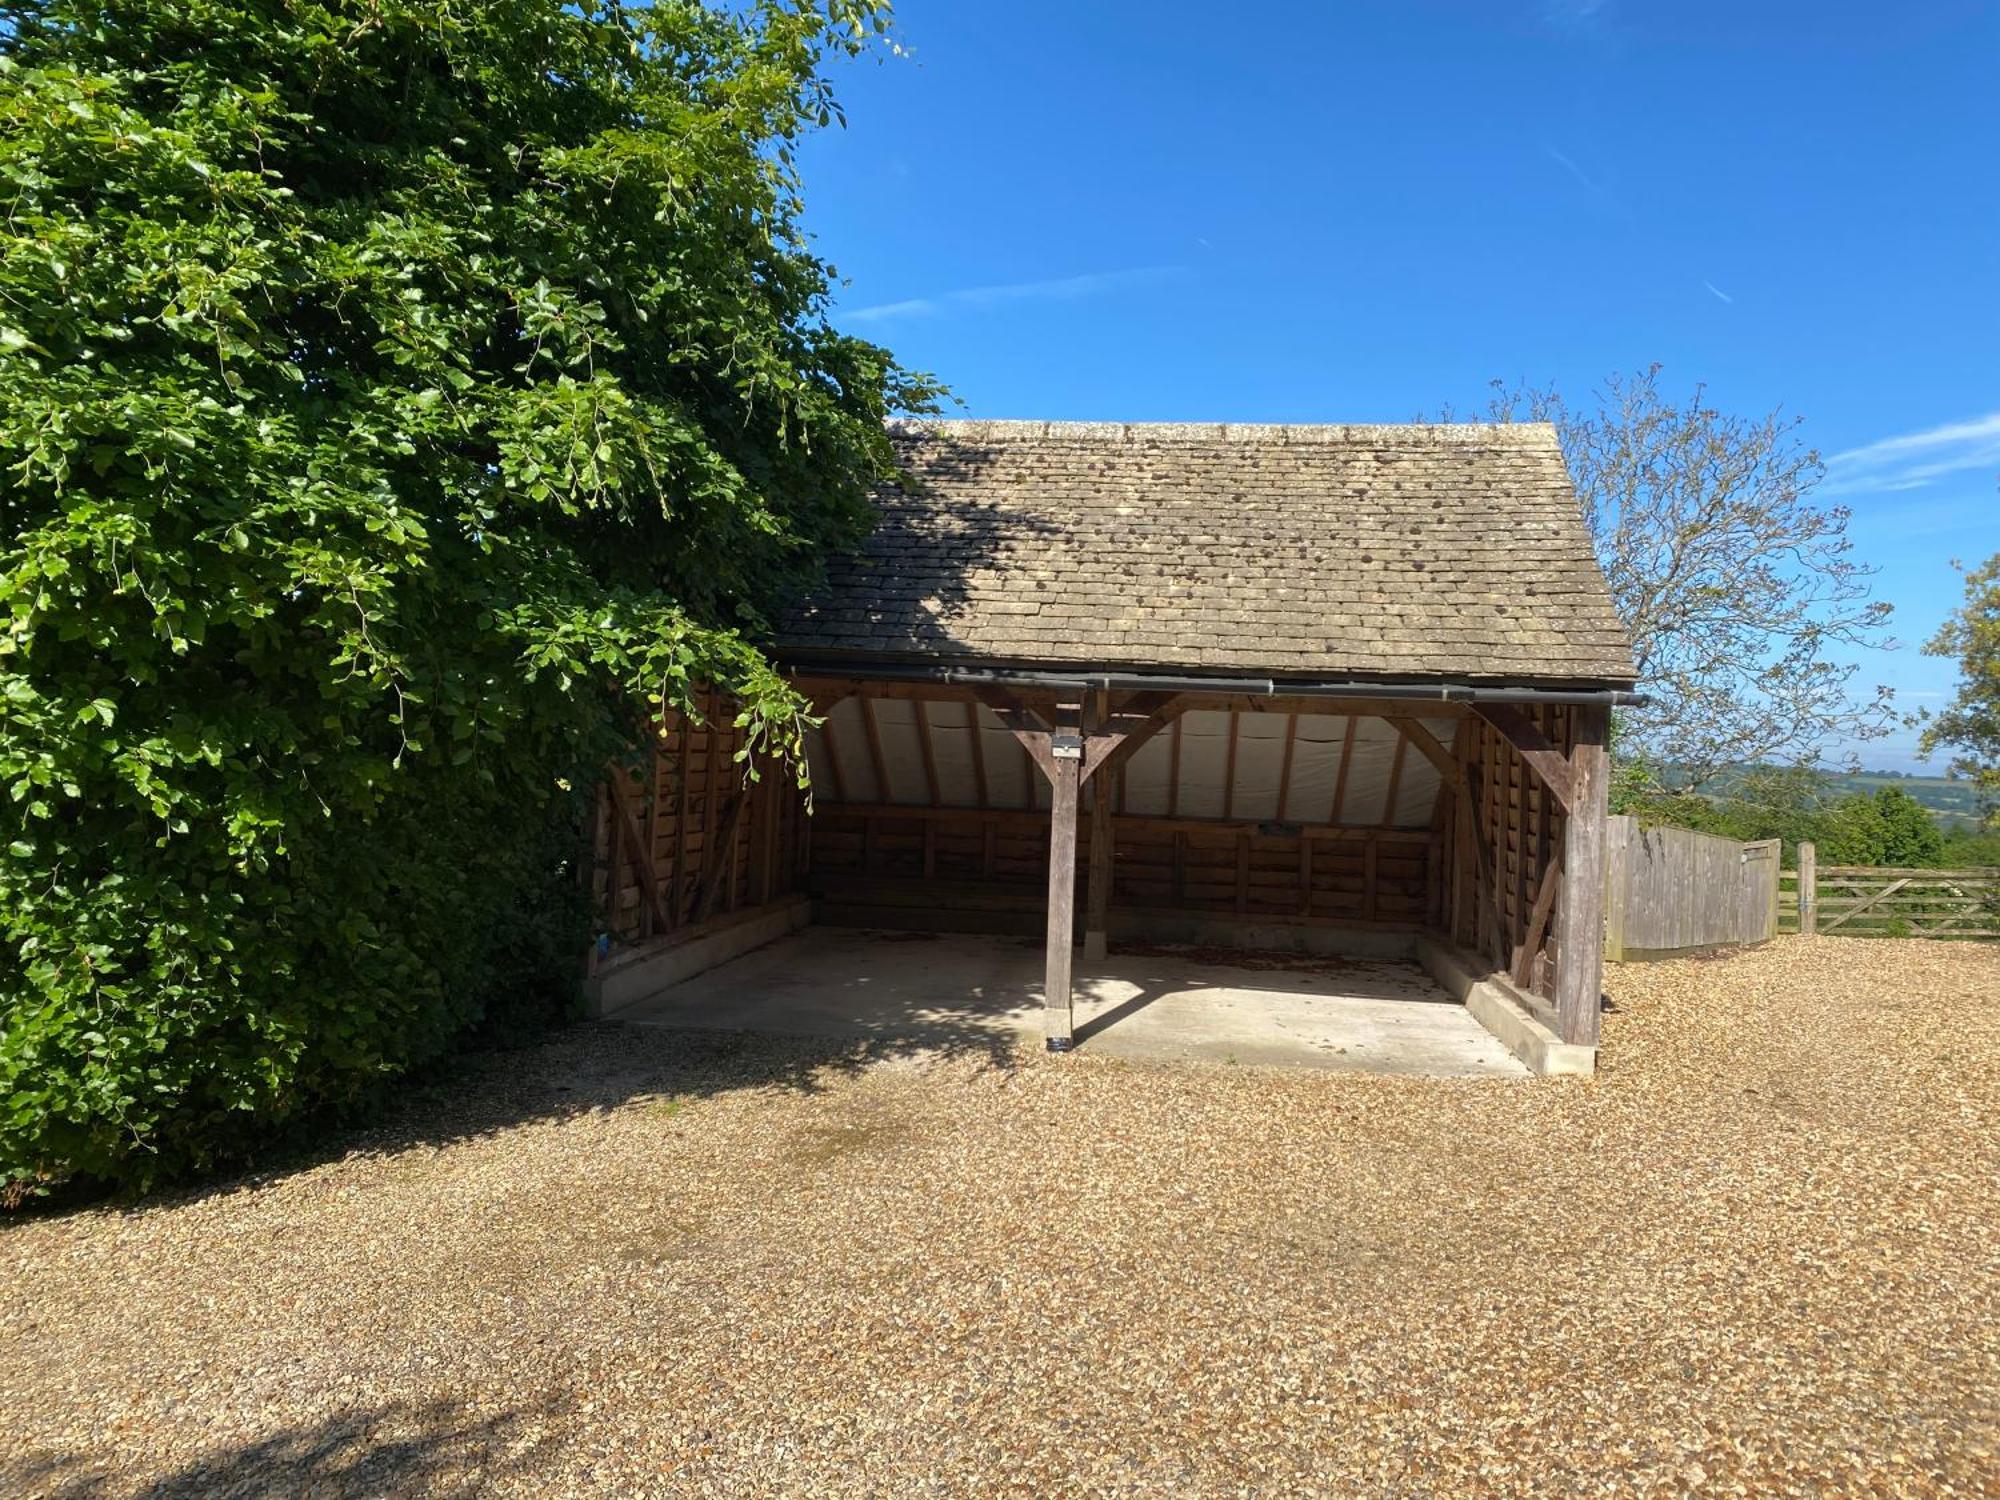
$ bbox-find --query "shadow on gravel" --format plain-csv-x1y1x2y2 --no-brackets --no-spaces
96,1014,1027,1218
4,1394,569,1499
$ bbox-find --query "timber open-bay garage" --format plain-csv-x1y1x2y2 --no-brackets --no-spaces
587,421,1639,1076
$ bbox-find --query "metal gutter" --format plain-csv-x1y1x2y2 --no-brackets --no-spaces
785,658,1643,708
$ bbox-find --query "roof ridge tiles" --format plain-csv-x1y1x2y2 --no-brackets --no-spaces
885,418,1558,446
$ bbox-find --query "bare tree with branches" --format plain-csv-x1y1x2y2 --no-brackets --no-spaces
1465,368,1895,789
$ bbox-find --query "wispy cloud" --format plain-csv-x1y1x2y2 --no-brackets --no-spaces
845,265,1185,325
1703,279,1734,304
1544,145,1610,201
1539,0,1615,35
1822,410,2000,497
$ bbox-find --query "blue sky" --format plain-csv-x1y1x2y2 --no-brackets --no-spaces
797,0,1999,772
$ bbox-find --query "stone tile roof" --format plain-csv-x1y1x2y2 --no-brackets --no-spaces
779,420,1638,686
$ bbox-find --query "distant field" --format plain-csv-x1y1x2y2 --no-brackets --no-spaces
1682,765,1990,830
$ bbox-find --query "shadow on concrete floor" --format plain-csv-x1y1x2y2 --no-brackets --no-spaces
614,928,1527,1079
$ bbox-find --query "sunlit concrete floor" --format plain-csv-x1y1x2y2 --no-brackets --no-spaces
608,927,1527,1078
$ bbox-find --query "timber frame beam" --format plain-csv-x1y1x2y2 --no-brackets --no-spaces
1553,703,1610,1047
970,687,1193,1050
1471,703,1576,815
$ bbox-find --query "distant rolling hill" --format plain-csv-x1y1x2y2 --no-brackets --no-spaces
1673,765,1991,830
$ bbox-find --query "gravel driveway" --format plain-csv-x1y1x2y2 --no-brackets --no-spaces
5,937,1997,1496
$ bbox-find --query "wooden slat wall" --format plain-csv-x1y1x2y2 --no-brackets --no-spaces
808,805,1431,929
1438,703,1572,996
591,693,806,948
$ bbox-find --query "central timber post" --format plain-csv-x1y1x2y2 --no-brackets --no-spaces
977,687,1186,1053
1083,685,1114,963
1043,722,1083,1050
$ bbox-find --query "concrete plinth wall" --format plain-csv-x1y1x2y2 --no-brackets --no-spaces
1415,937,1595,1077
586,895,812,1018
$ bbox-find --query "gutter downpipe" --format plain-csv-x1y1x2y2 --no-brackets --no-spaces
787,660,1642,709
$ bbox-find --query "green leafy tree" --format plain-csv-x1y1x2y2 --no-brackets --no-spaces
1941,825,2000,866
1817,787,1945,868
1921,552,2000,826
0,0,936,1195
1623,774,1944,869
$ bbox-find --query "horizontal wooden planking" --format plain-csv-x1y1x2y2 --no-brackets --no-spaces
819,874,1427,926
809,806,1428,926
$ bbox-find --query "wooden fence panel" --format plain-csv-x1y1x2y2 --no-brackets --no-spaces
1603,817,1780,960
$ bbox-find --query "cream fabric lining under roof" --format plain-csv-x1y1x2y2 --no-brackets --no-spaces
807,701,1457,831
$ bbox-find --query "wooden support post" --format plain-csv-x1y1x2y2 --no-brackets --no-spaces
1275,713,1299,821
698,690,721,919
672,716,692,928
1329,716,1357,822
1406,714,1508,966
1554,704,1610,1047
724,743,742,914
756,766,777,905
1084,771,1113,961
979,688,1082,1051
1221,709,1240,820
914,700,941,806
642,738,662,941
1044,749,1081,1050
965,700,989,809
1798,840,1818,936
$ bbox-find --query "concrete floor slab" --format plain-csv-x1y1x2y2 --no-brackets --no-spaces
609,928,1528,1078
